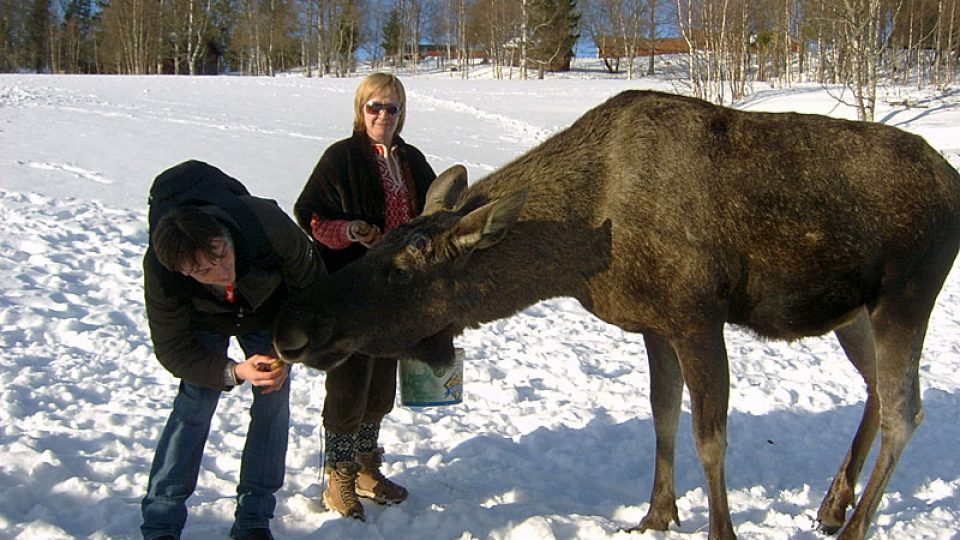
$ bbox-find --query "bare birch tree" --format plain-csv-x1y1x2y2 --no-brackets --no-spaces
837,0,898,120
99,0,160,73
185,0,213,74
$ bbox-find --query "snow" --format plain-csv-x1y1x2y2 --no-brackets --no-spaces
2,64,960,539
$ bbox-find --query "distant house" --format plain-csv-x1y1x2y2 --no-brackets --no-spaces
595,36,692,59
416,44,446,59
596,34,800,58
398,44,486,62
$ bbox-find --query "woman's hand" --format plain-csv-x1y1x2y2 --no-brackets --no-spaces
235,354,288,394
348,220,382,247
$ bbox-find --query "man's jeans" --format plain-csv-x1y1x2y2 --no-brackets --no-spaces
140,330,290,539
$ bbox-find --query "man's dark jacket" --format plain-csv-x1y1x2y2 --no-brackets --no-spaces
143,196,322,390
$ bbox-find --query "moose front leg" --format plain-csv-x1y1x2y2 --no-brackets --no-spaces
675,330,736,540
629,332,684,533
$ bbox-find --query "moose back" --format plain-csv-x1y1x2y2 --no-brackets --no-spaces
275,90,960,539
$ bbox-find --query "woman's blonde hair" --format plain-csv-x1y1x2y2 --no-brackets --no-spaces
352,72,406,138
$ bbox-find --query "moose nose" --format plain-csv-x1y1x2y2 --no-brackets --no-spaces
274,323,337,364
274,326,309,362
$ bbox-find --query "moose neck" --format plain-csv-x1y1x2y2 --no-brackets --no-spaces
448,183,614,330
440,113,618,328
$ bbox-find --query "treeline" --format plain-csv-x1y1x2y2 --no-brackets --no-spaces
583,0,959,119
0,0,580,77
2,0,958,118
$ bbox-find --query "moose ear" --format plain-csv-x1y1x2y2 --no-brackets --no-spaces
453,189,528,252
423,165,468,215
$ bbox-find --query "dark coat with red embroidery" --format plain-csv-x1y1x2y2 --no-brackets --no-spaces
294,130,437,272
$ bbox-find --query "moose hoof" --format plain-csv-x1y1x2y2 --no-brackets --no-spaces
622,508,680,534
816,503,848,536
816,520,842,536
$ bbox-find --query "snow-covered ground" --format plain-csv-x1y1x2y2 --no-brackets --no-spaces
1,64,959,539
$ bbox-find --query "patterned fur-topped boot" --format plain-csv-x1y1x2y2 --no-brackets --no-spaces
355,447,409,505
322,461,365,521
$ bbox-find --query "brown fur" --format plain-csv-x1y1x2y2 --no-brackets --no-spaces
275,90,960,539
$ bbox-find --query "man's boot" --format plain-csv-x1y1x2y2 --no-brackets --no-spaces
322,461,365,520
355,447,409,505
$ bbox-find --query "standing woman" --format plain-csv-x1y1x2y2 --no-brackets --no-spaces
293,73,437,521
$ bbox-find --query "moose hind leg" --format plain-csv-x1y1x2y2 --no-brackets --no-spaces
630,332,684,533
838,301,928,540
817,308,881,535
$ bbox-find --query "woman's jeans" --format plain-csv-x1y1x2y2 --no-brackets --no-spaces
140,330,290,539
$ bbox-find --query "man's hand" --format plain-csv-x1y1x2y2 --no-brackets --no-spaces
235,354,287,394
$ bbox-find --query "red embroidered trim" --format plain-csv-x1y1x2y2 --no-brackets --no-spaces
372,148,413,231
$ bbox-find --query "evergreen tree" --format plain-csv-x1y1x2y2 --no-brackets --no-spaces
530,0,579,73
0,0,22,70
63,0,96,72
381,3,402,61
27,0,51,72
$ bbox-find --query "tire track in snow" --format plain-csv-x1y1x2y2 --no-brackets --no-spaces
410,91,556,146
2,83,331,142
16,160,112,184
408,91,560,175
53,103,330,142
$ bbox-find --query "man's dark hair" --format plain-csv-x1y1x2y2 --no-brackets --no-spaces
152,206,230,273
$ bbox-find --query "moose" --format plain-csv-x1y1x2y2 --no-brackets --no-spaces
275,90,960,539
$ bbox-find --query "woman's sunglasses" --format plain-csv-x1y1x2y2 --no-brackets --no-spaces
365,100,401,116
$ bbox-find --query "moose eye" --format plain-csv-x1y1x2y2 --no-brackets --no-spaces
408,233,429,252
